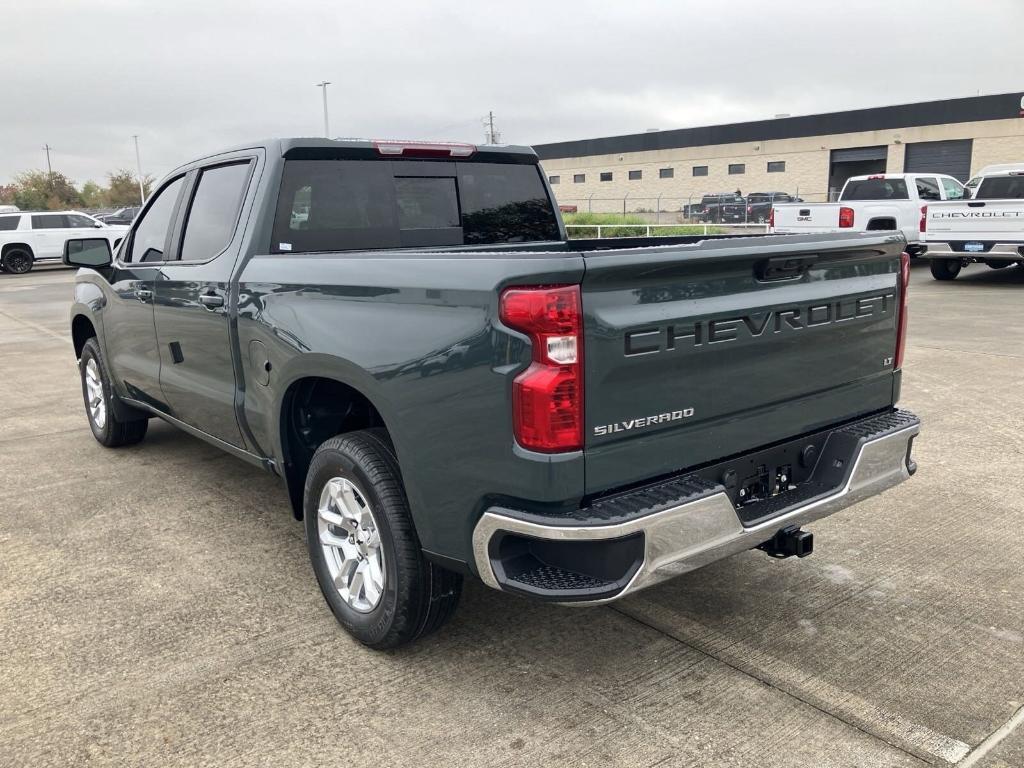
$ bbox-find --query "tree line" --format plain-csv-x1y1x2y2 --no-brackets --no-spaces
0,169,155,211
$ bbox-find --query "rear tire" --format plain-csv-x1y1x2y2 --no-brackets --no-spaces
79,338,149,447
2,248,33,274
930,258,961,281
304,428,462,649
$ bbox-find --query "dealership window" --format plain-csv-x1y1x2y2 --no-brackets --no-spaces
600,172,613,182
692,165,708,177
573,174,585,184
728,163,745,175
548,175,560,185
659,168,674,179
628,170,642,181
767,161,786,173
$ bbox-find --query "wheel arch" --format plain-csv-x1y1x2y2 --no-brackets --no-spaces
1,242,34,258
276,371,398,520
71,313,97,359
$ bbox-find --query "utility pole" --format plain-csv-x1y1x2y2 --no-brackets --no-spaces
132,135,146,205
482,111,501,144
316,81,331,138
43,144,54,189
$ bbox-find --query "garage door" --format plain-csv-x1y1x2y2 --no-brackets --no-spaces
903,140,973,182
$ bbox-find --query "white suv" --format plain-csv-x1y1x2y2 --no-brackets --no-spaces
0,211,128,274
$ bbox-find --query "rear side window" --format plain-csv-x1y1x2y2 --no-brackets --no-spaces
915,177,941,201
273,160,560,253
0,216,20,231
179,162,251,262
840,178,909,201
976,176,1024,199
31,214,66,229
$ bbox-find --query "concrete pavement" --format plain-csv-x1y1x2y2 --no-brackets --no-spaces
1,263,1022,767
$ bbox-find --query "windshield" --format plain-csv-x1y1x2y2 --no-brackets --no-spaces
272,159,560,253
840,178,909,201
975,176,1024,199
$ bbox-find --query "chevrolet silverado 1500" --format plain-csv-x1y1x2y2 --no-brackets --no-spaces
921,168,1024,280
64,138,919,648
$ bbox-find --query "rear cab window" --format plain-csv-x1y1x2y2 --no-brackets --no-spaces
840,178,909,201
272,159,560,253
976,176,1024,199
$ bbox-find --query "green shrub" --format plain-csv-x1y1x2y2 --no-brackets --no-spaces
562,212,724,239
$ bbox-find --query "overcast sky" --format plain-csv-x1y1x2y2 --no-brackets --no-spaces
2,0,1022,187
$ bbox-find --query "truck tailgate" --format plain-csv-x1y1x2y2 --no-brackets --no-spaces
581,233,903,494
771,203,843,233
926,200,1024,241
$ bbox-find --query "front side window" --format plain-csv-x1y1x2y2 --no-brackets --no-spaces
915,177,941,201
941,177,964,200
0,216,21,231
127,176,185,263
272,159,559,253
31,214,66,229
179,162,251,262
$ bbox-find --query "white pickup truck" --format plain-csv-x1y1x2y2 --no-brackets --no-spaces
0,210,127,274
921,168,1024,280
770,173,966,250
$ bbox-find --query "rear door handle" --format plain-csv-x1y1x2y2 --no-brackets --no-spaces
199,292,225,309
136,288,152,302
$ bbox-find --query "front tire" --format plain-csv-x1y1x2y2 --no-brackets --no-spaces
2,248,33,274
79,338,149,447
304,429,462,649
930,258,962,281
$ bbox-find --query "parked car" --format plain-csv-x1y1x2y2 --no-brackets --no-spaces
770,173,965,251
0,210,127,274
0,204,19,214
64,137,919,649
98,206,142,225
698,193,746,223
746,192,799,223
920,168,1024,280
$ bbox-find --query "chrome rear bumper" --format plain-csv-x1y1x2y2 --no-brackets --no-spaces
473,414,919,604
922,242,1024,259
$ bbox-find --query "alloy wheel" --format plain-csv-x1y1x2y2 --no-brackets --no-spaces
317,477,385,612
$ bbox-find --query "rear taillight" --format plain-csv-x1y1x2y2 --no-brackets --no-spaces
838,206,855,228
919,205,927,233
500,285,583,452
895,251,910,370
769,207,775,229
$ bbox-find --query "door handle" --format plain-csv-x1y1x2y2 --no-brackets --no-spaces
199,292,225,309
136,288,153,302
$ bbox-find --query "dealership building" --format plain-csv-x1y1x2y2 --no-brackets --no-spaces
535,92,1024,210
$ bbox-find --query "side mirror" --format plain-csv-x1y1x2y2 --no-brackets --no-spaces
64,238,112,268
93,222,104,228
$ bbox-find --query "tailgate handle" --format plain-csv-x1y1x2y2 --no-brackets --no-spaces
757,256,818,281
799,208,811,216
967,202,985,208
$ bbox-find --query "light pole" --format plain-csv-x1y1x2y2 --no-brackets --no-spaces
132,135,146,205
316,81,331,138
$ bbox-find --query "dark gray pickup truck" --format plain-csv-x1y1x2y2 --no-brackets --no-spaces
64,138,919,648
